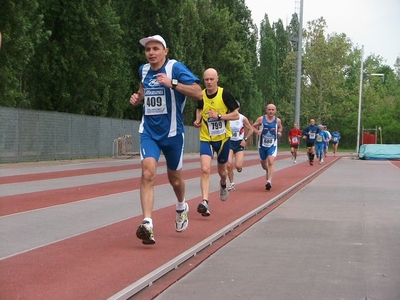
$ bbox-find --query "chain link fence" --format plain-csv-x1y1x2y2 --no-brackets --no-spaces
0,107,200,163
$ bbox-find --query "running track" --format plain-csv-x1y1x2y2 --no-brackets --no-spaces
1,151,398,299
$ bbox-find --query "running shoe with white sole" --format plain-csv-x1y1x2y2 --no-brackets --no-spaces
220,182,229,201
175,202,189,232
136,221,155,244
265,180,272,190
197,200,210,217
228,183,236,191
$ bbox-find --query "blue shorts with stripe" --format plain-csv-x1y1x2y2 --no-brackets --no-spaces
140,130,184,170
200,138,230,164
258,145,277,161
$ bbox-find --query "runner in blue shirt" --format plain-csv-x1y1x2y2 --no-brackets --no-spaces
252,104,283,191
315,124,328,164
302,118,320,165
331,129,341,157
130,35,202,245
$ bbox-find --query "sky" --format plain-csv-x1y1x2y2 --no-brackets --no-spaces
245,0,400,68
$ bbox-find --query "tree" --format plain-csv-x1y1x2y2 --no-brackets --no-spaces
1,0,398,150
170,0,205,125
257,15,278,107
273,19,290,103
27,0,126,117
199,3,260,118
277,13,300,127
0,0,42,108
361,59,400,144
301,18,353,125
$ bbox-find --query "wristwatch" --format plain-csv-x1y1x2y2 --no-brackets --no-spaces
171,79,178,89
244,137,248,141
217,114,222,120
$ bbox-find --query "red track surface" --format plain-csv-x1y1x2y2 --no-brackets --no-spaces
0,153,353,299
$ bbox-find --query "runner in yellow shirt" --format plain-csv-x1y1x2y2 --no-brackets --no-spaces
193,68,239,216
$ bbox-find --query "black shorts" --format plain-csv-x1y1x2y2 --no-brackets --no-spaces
230,140,245,154
306,142,315,148
290,144,299,149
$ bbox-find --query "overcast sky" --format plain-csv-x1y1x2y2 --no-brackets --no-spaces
245,0,400,68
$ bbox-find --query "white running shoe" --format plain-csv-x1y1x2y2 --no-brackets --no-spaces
220,182,229,201
175,202,189,232
294,160,297,164
228,183,236,191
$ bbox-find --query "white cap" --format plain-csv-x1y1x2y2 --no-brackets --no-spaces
139,35,167,48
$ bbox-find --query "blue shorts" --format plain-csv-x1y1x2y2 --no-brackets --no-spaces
258,145,277,161
140,131,184,170
200,138,230,164
230,140,244,154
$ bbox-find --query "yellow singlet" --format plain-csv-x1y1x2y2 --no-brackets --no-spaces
199,87,232,142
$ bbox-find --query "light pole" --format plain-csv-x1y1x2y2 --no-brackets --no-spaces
356,46,364,154
356,45,385,154
369,73,385,82
294,0,303,128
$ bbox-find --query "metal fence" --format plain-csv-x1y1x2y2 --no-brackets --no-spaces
0,107,200,163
